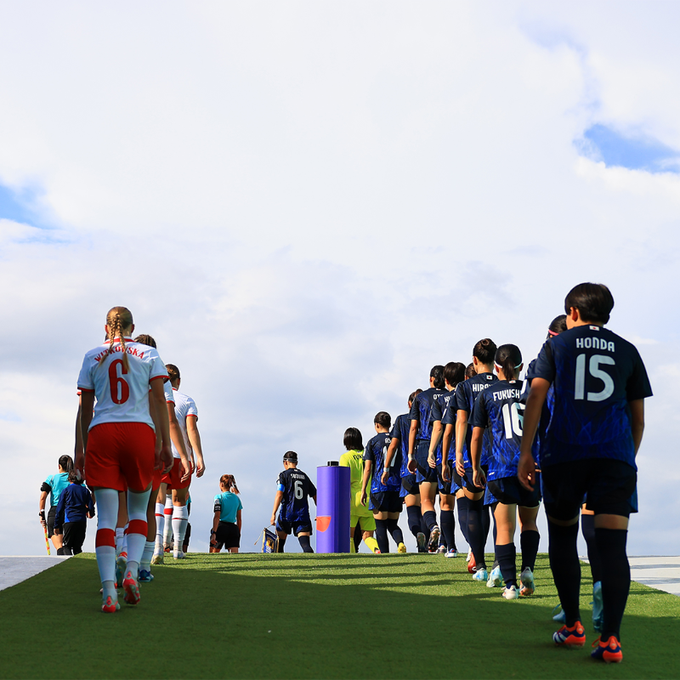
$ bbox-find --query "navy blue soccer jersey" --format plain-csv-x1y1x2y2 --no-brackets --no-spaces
409,387,446,442
470,380,526,481
389,413,411,477
455,373,498,467
431,389,455,464
441,387,459,462
523,356,555,463
277,468,316,523
531,325,652,469
364,432,401,493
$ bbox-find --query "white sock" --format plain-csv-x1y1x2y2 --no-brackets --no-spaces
154,503,165,554
115,527,126,557
172,505,189,552
163,496,173,546
95,489,119,587
125,489,151,578
140,541,155,571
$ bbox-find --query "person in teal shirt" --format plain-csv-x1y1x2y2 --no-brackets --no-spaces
210,475,243,554
39,455,73,554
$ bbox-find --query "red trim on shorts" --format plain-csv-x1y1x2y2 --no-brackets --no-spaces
96,528,116,548
126,519,147,536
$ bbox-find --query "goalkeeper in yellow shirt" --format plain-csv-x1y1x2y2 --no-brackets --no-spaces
339,428,380,554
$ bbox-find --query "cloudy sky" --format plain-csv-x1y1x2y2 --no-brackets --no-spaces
1,1,678,556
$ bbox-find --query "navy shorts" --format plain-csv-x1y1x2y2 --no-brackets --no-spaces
400,473,419,498
415,441,438,484
276,518,313,536
436,462,460,495
487,474,542,508
370,491,403,514
459,466,487,494
542,459,637,521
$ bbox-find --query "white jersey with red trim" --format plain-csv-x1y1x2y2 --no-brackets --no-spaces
164,379,175,405
77,338,168,430
171,388,198,460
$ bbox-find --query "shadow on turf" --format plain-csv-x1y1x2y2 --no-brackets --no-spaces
1,554,679,679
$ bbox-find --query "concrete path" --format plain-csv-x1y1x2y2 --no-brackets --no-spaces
629,556,680,596
2,555,680,595
0,556,70,592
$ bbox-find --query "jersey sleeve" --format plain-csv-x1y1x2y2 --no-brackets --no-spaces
237,496,243,511
469,392,488,429
213,495,222,513
432,398,444,422
626,347,653,401
186,396,198,418
389,417,401,441
164,380,175,404
455,383,469,412
276,472,285,492
408,398,419,421
149,351,169,382
362,442,375,463
77,355,94,392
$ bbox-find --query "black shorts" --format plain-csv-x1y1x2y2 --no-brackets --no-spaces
461,466,487,494
63,521,87,554
436,463,459,495
215,521,241,549
542,459,637,521
400,473,419,497
415,441,438,484
276,518,313,536
47,507,60,538
369,491,403,514
487,475,542,508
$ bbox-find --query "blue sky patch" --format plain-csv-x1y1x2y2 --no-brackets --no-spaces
0,183,43,225
577,124,680,174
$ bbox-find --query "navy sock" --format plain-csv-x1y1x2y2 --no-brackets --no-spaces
520,529,540,572
581,514,602,584
386,519,404,546
491,512,499,568
298,535,313,553
423,510,438,533
440,510,456,551
496,542,516,587
467,498,487,568
406,505,422,538
456,496,470,543
548,520,581,626
420,514,431,541
596,528,630,641
375,520,389,554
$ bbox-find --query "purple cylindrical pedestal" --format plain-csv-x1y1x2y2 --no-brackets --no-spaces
316,464,350,554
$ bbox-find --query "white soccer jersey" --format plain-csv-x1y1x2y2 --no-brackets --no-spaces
171,388,198,459
77,338,168,430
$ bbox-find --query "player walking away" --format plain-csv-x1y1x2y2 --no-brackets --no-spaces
407,366,446,551
163,363,204,560
339,428,380,554
383,390,426,551
129,336,189,579
362,412,405,554
271,452,317,553
78,307,173,613
470,344,541,600
211,475,242,553
53,470,95,555
518,283,652,663
431,362,466,557
455,339,498,581
39,456,73,555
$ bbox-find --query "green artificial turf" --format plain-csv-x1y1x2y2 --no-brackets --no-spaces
1,552,679,679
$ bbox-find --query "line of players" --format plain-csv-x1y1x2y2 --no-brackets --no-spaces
76,308,205,612
353,340,540,602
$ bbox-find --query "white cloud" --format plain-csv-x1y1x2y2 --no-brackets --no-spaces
0,1,679,556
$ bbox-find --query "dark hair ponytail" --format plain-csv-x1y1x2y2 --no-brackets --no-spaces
430,365,445,390
548,315,567,338
473,338,497,365
494,344,522,381
59,455,74,472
